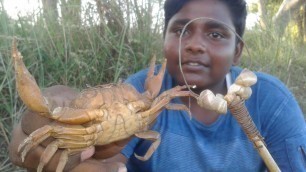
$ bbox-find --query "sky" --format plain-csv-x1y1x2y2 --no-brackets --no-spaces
3,0,42,19
2,0,259,29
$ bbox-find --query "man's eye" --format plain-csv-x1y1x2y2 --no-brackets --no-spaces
175,29,189,36
209,32,224,39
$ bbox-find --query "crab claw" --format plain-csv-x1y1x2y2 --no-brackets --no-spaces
235,69,257,87
197,90,227,114
12,38,49,113
144,56,167,99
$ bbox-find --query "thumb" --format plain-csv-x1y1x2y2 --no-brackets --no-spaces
102,162,127,172
80,147,95,161
114,162,127,172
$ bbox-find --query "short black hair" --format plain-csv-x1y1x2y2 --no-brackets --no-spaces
163,0,247,40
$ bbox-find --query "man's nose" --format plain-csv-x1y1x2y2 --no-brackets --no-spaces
184,33,206,54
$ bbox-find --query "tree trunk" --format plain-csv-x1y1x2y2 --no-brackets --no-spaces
258,0,268,28
296,7,304,44
60,0,82,26
42,0,59,26
94,0,125,35
303,4,306,42
273,0,306,35
94,0,106,35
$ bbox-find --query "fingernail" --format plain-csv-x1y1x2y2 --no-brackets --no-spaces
80,147,95,161
118,164,127,172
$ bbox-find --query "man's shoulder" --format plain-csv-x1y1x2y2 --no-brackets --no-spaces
230,66,292,98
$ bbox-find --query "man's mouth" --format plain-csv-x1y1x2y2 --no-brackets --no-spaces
180,60,210,72
187,62,200,66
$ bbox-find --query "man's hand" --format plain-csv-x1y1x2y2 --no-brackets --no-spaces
9,85,129,171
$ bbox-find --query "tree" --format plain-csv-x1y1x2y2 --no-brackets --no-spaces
273,0,306,35
258,0,268,28
42,0,59,26
94,0,125,35
60,0,82,26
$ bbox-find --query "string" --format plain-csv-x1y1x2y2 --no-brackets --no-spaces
178,17,253,97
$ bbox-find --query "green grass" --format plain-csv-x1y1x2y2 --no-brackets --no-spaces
242,27,306,113
0,2,305,171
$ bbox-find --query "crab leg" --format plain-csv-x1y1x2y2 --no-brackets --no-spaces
56,147,93,172
51,107,106,124
134,130,161,161
37,140,92,172
37,140,62,172
143,85,192,123
165,103,191,118
56,149,69,172
11,38,50,114
18,125,54,162
164,103,190,112
56,149,72,172
18,123,104,162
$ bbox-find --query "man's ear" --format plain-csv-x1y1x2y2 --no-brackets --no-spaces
233,41,244,65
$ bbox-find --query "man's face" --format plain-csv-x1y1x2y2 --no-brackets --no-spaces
164,0,242,93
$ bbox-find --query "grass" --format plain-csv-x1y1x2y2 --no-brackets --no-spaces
242,26,306,113
0,1,305,171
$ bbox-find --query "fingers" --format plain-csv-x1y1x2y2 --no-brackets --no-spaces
9,122,82,171
9,122,46,169
93,137,132,159
21,109,53,137
70,159,127,172
9,122,31,168
81,147,95,161
21,85,78,136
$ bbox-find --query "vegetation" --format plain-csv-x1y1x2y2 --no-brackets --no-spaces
0,0,305,171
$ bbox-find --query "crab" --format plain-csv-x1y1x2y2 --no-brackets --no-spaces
12,39,193,172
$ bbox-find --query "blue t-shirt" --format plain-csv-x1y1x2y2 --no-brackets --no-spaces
121,66,306,172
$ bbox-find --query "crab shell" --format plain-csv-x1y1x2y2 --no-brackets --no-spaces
12,38,193,172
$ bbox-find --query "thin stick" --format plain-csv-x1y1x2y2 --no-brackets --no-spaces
178,17,280,171
227,97,280,172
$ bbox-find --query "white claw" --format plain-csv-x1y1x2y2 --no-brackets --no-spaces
228,84,252,100
235,69,257,87
239,87,252,100
197,90,227,114
216,93,224,99
52,107,63,114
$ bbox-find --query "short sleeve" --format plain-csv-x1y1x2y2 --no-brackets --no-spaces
263,95,306,171
285,134,306,171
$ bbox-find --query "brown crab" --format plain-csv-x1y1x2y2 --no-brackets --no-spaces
12,39,193,172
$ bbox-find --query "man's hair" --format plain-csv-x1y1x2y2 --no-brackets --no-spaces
163,0,247,40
